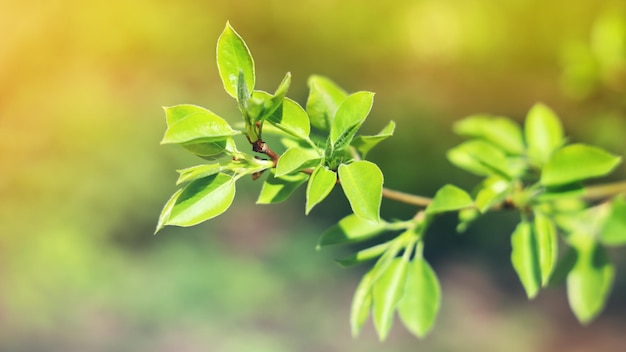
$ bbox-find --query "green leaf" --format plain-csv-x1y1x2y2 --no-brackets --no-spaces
600,196,626,246
398,257,441,338
541,144,622,186
176,163,224,185
155,188,183,233
216,22,255,99
510,221,541,298
426,184,473,215
267,97,311,140
351,121,396,158
330,91,375,150
257,170,308,204
447,140,512,178
350,269,375,337
275,147,321,177
535,183,585,202
318,214,387,248
547,247,577,287
246,73,291,124
166,173,236,227
372,257,409,341
533,212,558,286
338,161,383,222
336,242,391,267
474,176,511,213
525,103,565,167
162,105,239,144
306,75,348,131
566,234,615,324
305,166,337,214
454,115,525,155
457,207,480,232
181,138,231,158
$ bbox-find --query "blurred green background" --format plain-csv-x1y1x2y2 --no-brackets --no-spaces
1,0,625,350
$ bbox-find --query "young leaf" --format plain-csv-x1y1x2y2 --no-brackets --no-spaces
533,212,558,286
600,196,626,246
306,75,348,131
247,72,292,123
318,214,387,248
426,184,473,215
275,147,321,177
267,97,311,140
305,166,337,214
525,103,565,167
351,269,375,337
474,176,511,213
336,242,391,267
398,257,441,338
372,257,409,341
257,171,308,204
447,140,512,178
166,173,236,227
338,161,383,222
541,144,622,186
453,115,525,155
176,163,224,185
351,121,396,158
510,221,542,299
216,22,255,99
162,105,239,144
330,92,375,150
181,138,231,158
566,234,615,324
155,188,184,233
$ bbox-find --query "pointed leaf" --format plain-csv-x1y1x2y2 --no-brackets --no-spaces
318,214,387,248
330,92,375,150
447,140,513,178
338,161,383,222
216,22,255,99
275,147,321,177
166,173,236,227
511,221,541,298
533,212,558,286
306,75,348,131
567,234,615,324
541,144,622,186
398,257,441,338
257,170,308,204
600,196,626,246
181,138,230,158
454,115,525,155
426,184,473,215
350,269,375,337
176,163,224,185
475,176,511,213
336,242,391,267
267,97,311,139
162,105,239,144
305,166,337,214
351,121,396,158
155,188,184,233
525,103,565,167
372,257,409,341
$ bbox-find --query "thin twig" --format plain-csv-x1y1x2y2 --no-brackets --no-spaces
583,180,626,200
382,187,432,207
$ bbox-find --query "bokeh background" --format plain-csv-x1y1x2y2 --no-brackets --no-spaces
2,0,626,351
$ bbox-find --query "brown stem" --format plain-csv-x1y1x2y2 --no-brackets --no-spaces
583,180,626,201
382,187,432,207
251,139,280,166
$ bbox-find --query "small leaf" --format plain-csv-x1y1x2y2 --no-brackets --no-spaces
566,234,615,324
181,138,230,158
162,105,239,144
525,103,565,167
166,173,236,227
338,161,383,222
216,22,255,99
600,196,626,246
247,73,291,123
510,221,542,298
426,184,473,215
306,75,348,131
350,269,375,337
336,242,391,267
318,214,387,248
372,257,409,341
398,257,441,338
176,163,224,185
454,115,525,155
305,166,337,214
457,207,480,232
155,188,183,233
533,212,558,286
330,92,375,150
275,147,321,177
257,171,308,204
535,183,585,202
541,144,622,186
267,97,311,139
351,121,396,158
447,140,513,178
474,176,511,213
